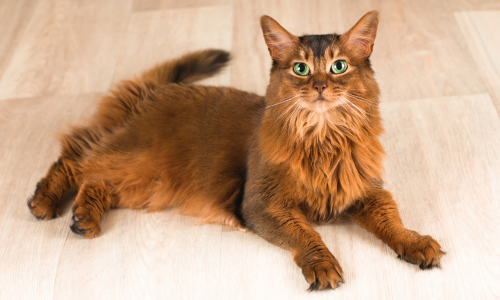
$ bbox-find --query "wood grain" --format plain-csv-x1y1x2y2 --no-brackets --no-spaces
455,11,500,113
0,93,99,300
0,0,38,80
53,212,223,300
381,94,500,299
0,0,133,100
132,0,233,12
336,0,487,103
112,5,233,87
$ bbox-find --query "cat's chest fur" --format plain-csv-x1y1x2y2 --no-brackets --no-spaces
280,137,384,223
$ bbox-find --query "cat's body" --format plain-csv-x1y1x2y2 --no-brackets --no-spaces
29,11,443,290
67,80,263,229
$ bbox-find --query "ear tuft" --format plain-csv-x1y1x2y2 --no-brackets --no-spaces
341,11,380,59
260,15,299,61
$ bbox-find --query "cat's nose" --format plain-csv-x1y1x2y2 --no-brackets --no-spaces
313,82,327,93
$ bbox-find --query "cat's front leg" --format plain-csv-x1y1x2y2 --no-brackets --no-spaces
349,189,444,269
243,201,344,290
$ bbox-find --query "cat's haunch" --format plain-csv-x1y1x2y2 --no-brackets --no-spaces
28,10,443,291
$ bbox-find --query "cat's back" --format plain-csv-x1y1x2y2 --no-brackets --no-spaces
153,83,264,123
131,83,265,144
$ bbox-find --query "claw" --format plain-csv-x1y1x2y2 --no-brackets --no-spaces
307,280,321,292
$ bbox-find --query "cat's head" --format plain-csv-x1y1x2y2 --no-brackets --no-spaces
260,11,380,138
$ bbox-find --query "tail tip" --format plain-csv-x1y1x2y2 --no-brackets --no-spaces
200,49,231,69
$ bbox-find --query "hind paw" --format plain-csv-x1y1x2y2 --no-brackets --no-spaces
28,191,58,220
70,214,100,239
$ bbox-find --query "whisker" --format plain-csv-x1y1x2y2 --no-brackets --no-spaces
342,92,377,103
342,92,378,107
343,96,383,130
335,97,349,116
342,96,374,117
279,99,302,139
273,98,302,124
287,100,303,136
347,95,378,107
340,96,371,125
344,97,372,122
262,94,300,110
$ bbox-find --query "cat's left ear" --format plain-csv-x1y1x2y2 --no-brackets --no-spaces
260,15,300,62
341,11,380,59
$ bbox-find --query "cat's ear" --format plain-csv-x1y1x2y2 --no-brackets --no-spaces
341,11,380,59
260,15,300,62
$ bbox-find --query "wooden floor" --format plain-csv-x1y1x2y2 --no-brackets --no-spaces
1,0,500,299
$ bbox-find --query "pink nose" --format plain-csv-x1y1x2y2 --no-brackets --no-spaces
314,82,327,93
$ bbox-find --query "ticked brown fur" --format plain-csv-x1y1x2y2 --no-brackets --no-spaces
28,11,443,290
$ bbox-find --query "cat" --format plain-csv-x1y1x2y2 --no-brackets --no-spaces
28,10,443,290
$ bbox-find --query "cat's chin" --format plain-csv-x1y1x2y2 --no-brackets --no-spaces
308,98,339,113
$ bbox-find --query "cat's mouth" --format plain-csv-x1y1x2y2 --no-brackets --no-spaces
307,96,345,113
309,97,336,113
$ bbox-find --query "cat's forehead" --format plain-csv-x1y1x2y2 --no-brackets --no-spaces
298,34,341,60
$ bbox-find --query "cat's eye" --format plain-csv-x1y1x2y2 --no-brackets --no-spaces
293,63,310,76
331,60,347,74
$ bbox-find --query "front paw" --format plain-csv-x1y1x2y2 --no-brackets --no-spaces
394,231,444,269
298,251,344,291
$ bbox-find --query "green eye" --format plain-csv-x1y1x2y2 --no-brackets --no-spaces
293,63,310,76
331,60,347,74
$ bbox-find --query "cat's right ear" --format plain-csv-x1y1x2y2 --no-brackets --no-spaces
260,16,299,62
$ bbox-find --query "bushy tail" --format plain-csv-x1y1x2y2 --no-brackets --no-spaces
81,49,230,135
141,49,230,85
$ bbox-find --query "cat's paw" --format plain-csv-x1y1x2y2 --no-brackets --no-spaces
28,184,58,220
394,231,444,269
70,214,100,239
300,253,344,291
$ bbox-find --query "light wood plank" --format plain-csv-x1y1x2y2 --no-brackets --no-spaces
336,0,488,102
381,94,500,299
132,0,233,12
112,6,233,87
0,0,133,100
382,93,500,194
0,0,38,80
220,94,500,300
53,212,223,299
455,11,500,113
0,93,100,300
446,0,500,10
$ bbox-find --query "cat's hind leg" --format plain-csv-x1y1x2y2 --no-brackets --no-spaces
28,158,76,220
70,180,112,239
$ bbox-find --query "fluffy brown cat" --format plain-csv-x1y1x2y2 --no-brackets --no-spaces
28,11,443,290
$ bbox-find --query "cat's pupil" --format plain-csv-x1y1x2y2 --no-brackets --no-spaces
298,64,305,72
335,62,342,70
